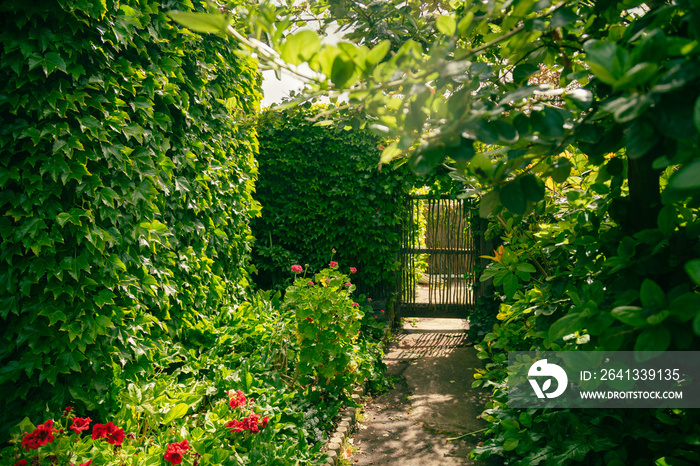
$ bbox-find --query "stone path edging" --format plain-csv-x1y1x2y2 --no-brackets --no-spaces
322,385,365,465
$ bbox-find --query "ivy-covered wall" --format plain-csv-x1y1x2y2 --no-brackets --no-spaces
252,105,416,294
0,0,261,435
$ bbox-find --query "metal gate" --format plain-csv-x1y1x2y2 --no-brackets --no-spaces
398,196,478,317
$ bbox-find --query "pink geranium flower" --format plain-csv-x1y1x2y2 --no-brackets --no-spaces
350,267,357,274
329,261,338,268
291,265,303,273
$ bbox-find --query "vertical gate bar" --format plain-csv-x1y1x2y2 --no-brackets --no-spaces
444,198,449,306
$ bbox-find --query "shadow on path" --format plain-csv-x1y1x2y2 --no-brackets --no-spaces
349,318,503,466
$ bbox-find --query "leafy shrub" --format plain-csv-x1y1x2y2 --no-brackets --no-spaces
0,286,389,465
0,0,261,438
283,258,382,395
471,152,700,464
252,105,417,293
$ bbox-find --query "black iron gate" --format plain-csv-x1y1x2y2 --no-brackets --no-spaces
398,196,479,317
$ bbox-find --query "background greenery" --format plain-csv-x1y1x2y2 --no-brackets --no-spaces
252,105,417,293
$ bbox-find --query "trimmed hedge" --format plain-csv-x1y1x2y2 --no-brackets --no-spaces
252,105,418,294
0,0,261,437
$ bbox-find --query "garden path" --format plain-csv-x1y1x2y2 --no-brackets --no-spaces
347,318,502,465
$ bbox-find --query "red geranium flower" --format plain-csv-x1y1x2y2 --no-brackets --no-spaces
91,422,124,445
350,267,357,274
70,417,91,434
228,390,247,409
164,439,189,465
329,261,338,268
21,419,56,450
291,265,303,273
306,317,313,323
226,414,270,434
15,460,28,466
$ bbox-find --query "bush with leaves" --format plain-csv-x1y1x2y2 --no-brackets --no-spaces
470,152,700,464
0,0,261,439
283,258,384,396
251,104,419,293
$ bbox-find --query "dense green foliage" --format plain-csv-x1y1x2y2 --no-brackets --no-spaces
0,0,261,439
471,153,700,464
171,0,700,463
252,105,416,292
0,291,387,465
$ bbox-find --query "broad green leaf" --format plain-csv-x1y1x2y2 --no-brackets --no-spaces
551,7,577,28
611,306,646,327
694,96,700,132
503,273,518,299
669,160,700,191
162,403,189,425
380,143,402,164
549,313,582,341
167,11,228,34
520,175,545,202
634,326,670,356
450,138,475,163
668,293,700,322
479,190,500,218
640,279,665,309
365,40,391,67
513,64,539,85
280,30,321,66
436,15,457,36
500,181,527,215
330,55,357,88
503,437,520,451
409,143,445,176
516,263,536,273
615,62,658,90
583,40,620,85
245,371,253,390
684,259,700,285
550,157,571,183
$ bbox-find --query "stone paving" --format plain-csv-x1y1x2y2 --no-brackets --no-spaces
347,318,503,465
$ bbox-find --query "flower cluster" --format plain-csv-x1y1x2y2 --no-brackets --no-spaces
329,261,338,268
164,439,190,465
225,414,270,434
228,390,247,409
291,264,303,273
21,420,56,450
91,422,125,445
70,417,91,434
